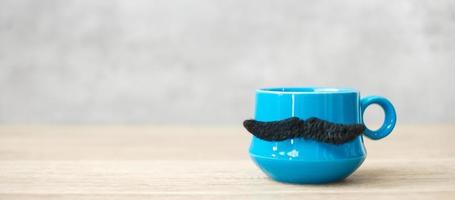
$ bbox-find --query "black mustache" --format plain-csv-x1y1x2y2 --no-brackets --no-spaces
243,117,366,145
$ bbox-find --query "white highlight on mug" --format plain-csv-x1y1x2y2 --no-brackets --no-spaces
291,94,295,116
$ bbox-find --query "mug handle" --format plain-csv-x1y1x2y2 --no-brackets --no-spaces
360,96,397,140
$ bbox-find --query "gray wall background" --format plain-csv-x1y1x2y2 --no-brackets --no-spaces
0,0,454,124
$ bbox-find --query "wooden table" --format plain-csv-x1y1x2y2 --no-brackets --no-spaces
0,125,454,199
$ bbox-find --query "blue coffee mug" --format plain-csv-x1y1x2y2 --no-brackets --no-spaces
249,87,396,184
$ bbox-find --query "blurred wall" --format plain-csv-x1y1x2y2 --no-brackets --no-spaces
0,0,454,124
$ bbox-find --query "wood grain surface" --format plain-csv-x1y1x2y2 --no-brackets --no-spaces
0,125,454,199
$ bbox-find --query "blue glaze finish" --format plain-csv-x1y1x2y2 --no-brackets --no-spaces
361,96,397,140
249,87,396,184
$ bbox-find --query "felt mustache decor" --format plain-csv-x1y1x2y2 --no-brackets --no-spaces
243,117,366,145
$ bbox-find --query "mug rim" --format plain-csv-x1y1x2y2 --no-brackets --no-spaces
257,87,359,94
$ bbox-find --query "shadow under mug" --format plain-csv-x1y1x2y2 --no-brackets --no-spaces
249,87,396,184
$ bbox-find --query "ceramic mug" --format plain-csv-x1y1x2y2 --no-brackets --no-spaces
249,87,396,184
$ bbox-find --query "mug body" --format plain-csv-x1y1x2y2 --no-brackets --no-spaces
249,87,366,183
